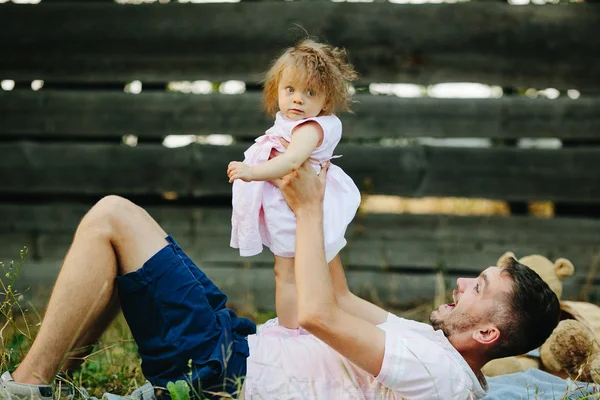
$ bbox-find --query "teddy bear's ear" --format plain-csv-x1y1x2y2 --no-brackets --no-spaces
497,251,516,267
554,258,575,280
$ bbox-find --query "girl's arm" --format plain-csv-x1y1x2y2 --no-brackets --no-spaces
227,121,323,183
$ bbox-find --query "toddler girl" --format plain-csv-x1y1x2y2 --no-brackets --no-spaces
227,39,361,329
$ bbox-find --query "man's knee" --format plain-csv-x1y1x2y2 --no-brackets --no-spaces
94,195,136,215
80,195,138,235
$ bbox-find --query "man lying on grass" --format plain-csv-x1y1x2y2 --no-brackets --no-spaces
1,161,559,400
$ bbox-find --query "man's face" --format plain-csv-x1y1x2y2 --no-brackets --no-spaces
429,266,513,340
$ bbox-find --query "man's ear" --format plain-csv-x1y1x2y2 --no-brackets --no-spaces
473,325,500,345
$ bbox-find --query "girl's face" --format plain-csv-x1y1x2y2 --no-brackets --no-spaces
277,68,327,121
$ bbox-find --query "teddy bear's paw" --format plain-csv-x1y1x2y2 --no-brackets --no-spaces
548,320,596,381
589,354,600,383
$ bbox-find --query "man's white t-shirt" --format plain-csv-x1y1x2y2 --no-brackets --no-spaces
244,314,488,399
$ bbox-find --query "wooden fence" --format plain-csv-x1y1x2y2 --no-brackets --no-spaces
1,1,600,311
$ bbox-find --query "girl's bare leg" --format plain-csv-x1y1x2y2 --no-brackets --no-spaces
273,255,298,329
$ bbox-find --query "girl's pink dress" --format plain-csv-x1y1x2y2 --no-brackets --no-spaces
230,112,361,262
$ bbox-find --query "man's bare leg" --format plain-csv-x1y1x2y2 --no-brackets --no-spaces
11,196,169,384
274,256,298,329
59,291,121,375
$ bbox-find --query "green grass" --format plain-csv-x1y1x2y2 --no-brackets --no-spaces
2,302,273,399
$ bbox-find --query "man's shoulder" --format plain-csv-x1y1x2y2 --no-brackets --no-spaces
377,323,479,399
382,318,488,400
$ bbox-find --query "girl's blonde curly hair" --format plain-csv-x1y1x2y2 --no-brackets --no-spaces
262,39,358,116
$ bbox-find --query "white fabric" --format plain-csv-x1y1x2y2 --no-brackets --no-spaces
245,314,488,400
377,313,488,399
230,112,361,262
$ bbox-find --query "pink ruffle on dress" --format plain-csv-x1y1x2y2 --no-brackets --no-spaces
230,112,361,262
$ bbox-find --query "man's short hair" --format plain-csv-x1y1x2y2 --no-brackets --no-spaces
489,257,560,359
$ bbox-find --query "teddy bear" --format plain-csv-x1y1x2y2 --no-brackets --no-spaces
540,300,600,382
482,252,600,382
481,251,575,377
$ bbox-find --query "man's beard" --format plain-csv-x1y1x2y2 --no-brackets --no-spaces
430,310,482,338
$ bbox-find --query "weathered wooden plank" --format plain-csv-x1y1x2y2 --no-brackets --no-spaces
7,260,442,311
2,91,600,140
1,142,600,202
29,231,600,279
0,234,36,264
1,3,599,88
0,143,196,196
1,204,599,277
0,203,199,235
6,260,598,312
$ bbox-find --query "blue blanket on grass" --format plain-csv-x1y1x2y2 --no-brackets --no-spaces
484,368,600,400
99,368,600,400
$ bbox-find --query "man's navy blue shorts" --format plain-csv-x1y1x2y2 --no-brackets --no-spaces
116,235,256,398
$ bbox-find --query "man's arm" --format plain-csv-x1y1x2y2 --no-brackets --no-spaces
274,162,386,377
269,137,389,326
329,256,389,326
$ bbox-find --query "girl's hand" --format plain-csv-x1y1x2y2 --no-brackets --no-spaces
228,161,253,183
